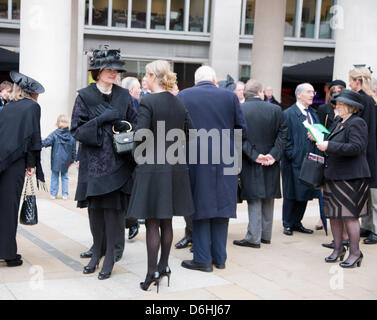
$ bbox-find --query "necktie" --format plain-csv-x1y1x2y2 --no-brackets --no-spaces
304,108,312,124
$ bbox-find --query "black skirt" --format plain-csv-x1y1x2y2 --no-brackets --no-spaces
323,179,369,219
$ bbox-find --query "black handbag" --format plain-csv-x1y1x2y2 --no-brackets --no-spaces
112,121,135,155
298,153,325,189
20,176,38,225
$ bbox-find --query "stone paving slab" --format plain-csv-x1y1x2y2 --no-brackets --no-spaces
0,195,376,300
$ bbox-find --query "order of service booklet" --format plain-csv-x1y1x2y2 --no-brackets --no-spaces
303,120,331,143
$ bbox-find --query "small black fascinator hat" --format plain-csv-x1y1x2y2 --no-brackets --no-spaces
10,71,45,94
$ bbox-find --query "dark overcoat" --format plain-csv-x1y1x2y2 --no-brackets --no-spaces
126,92,195,219
240,97,288,200
281,104,320,201
177,81,248,220
358,90,377,188
70,84,137,206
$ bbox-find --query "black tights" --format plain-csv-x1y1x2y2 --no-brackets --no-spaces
329,218,361,264
145,218,173,278
87,208,123,274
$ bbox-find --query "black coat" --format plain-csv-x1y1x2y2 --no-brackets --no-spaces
126,92,195,219
281,104,320,201
358,90,377,188
177,82,248,220
70,84,137,206
264,96,281,107
240,98,288,200
317,103,335,130
324,115,370,181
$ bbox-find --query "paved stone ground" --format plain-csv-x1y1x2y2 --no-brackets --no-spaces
0,170,376,300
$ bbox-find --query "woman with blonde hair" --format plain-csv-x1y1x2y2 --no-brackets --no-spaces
0,71,45,267
127,60,195,292
349,67,377,244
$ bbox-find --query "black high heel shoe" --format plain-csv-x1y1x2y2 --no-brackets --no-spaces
159,266,171,287
340,252,363,268
83,258,101,274
325,246,347,263
98,271,111,280
140,272,160,293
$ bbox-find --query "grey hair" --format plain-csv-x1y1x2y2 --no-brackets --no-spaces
295,83,312,97
244,79,263,99
194,66,216,84
121,77,140,90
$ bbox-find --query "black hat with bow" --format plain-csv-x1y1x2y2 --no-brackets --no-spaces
88,48,126,72
10,71,45,94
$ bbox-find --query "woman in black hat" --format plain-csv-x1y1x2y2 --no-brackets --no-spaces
0,71,45,267
70,48,137,280
313,89,370,268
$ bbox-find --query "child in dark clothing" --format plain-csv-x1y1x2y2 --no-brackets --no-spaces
42,115,76,200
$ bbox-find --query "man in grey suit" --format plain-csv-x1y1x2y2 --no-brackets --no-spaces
234,80,288,248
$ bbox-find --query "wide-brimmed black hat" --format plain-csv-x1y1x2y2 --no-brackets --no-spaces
88,48,126,72
332,89,364,110
10,71,45,94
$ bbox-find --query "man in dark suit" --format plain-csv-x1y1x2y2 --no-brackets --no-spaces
264,86,281,107
178,66,247,272
234,80,288,248
281,83,319,236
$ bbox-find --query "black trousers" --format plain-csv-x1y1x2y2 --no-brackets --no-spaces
88,208,124,265
0,158,25,260
282,198,308,228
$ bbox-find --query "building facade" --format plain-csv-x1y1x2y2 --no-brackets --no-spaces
1,0,376,135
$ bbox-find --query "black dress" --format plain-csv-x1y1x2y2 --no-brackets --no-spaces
126,92,195,219
0,98,43,259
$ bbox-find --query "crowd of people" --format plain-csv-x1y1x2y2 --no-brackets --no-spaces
1,47,377,293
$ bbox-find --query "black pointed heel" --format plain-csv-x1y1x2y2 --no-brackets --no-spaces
340,252,363,268
140,272,160,293
159,266,171,287
325,246,346,263
83,258,101,274
98,271,111,280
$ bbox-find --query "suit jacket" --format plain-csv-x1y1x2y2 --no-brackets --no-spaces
264,96,281,107
177,81,248,220
240,97,288,200
324,115,370,181
281,103,320,201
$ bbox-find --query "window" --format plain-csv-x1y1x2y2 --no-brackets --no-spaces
132,0,147,28
189,0,204,32
244,0,255,35
319,0,334,39
170,0,184,31
0,0,20,20
112,0,128,28
0,0,8,19
301,0,316,38
85,0,89,25
285,0,297,36
12,0,20,19
125,60,152,78
92,0,108,26
84,0,211,33
151,0,166,30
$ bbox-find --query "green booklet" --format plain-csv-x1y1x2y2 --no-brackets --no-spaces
303,120,330,143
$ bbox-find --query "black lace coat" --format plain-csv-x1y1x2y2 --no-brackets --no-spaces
70,84,137,209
